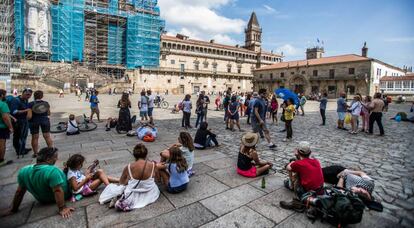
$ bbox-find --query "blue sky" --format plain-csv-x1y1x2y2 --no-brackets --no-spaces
158,0,413,68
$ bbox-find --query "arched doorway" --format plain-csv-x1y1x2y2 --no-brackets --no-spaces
289,75,308,94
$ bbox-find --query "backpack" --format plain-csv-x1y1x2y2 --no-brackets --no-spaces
316,187,365,226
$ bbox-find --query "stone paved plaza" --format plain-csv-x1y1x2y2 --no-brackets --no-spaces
1,94,413,228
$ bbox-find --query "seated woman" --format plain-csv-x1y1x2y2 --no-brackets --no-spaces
157,146,190,194
105,117,118,131
65,154,119,201
323,165,375,201
237,133,273,178
160,132,195,176
116,144,160,210
194,122,219,149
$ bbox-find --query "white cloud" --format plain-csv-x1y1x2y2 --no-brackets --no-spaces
158,0,244,45
276,44,303,57
263,4,276,13
384,37,414,43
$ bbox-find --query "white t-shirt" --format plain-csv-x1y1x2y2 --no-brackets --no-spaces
148,95,155,108
140,96,148,112
67,168,86,194
67,120,78,133
350,102,362,116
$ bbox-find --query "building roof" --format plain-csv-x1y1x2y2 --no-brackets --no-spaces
380,75,414,81
161,34,281,57
255,54,369,71
247,12,260,28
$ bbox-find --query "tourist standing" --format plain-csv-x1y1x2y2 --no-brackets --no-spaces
0,89,13,166
239,93,246,117
336,92,348,130
117,93,132,132
200,91,210,122
228,95,242,131
147,90,155,125
299,94,307,116
283,98,295,142
138,90,149,122
368,93,385,136
247,92,257,125
319,93,328,126
348,96,362,134
223,92,231,127
195,94,205,128
9,88,33,157
270,95,279,124
361,96,372,133
181,94,192,129
89,90,101,122
252,89,277,148
28,90,53,158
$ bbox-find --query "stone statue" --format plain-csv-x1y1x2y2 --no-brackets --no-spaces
25,0,50,52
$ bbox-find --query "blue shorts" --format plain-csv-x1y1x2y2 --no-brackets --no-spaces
167,182,188,194
140,111,148,118
337,112,346,121
148,108,154,117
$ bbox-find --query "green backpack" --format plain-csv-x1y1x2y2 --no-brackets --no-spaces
317,187,365,226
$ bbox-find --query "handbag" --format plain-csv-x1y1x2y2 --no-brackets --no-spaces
115,161,147,211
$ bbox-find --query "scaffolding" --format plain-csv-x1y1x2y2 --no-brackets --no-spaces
0,0,15,91
11,0,164,81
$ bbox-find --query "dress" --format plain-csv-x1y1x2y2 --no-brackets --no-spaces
122,162,160,209
117,100,132,132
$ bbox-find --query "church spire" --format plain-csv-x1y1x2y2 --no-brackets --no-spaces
245,12,262,52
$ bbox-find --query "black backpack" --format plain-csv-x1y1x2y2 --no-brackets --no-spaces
316,187,365,226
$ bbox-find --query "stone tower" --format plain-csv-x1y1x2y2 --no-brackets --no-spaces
245,12,262,52
362,42,368,57
306,47,324,59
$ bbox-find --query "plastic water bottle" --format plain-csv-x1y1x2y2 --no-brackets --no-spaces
261,177,266,189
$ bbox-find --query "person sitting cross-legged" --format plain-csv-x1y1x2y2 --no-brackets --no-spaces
236,133,273,178
194,122,219,149
0,147,74,218
280,141,324,212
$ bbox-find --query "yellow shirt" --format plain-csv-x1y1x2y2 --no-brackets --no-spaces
284,104,295,120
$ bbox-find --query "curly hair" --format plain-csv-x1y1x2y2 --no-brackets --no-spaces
64,154,85,174
168,146,188,173
179,132,194,151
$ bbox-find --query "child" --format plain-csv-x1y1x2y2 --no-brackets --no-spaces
67,114,80,135
65,154,118,201
158,146,189,193
160,132,195,177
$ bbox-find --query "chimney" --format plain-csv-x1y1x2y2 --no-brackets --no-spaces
362,42,368,57
210,39,215,43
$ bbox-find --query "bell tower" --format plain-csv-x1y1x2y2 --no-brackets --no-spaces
245,12,262,52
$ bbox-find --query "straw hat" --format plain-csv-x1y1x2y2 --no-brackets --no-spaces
241,133,259,147
297,141,311,156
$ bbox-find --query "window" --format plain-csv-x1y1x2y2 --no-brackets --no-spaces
260,74,263,78
387,81,394,89
213,85,216,89
349,68,355,75
203,61,209,68
380,81,386,89
227,65,232,73
161,54,166,60
180,64,185,73
301,71,305,75
376,68,382,76
328,86,336,94
194,63,199,71
270,73,273,79
238,86,241,90
167,79,171,83
346,85,355,95
213,63,217,74
411,81,414,90
237,66,242,74
291,72,295,75
280,72,284,77
403,81,410,91
313,70,318,76
329,69,335,78
395,81,402,91
171,60,175,64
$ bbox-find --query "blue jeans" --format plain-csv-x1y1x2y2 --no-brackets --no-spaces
195,112,205,128
13,119,29,156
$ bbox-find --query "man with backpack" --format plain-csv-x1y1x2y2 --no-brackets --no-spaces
280,141,324,211
8,88,33,157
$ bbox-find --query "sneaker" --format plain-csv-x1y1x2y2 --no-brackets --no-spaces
280,199,305,212
0,160,13,167
268,144,277,149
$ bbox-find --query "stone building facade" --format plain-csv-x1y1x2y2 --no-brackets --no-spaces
132,12,282,95
254,44,405,98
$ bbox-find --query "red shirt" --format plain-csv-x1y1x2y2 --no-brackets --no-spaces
290,158,324,192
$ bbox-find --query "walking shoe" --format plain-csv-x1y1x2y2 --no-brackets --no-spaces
280,199,305,212
268,144,277,149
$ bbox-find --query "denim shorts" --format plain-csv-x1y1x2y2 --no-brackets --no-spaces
167,182,188,194
337,112,346,121
140,111,148,117
147,108,154,117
